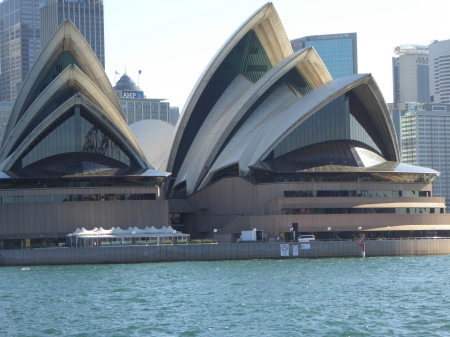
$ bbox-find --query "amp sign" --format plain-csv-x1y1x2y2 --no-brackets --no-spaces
122,91,144,99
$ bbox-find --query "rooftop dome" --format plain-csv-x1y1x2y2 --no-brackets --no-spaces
114,73,142,92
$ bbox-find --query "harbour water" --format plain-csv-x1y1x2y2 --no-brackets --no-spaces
2,256,450,336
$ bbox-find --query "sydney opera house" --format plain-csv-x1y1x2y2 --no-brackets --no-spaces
1,3,449,248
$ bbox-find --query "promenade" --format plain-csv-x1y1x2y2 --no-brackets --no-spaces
1,238,450,266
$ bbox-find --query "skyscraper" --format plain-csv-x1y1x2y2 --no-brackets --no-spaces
40,0,104,67
429,39,450,104
392,44,429,104
401,103,450,208
290,33,357,79
388,102,422,157
0,0,41,103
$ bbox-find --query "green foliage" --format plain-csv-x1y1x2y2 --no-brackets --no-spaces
191,239,217,244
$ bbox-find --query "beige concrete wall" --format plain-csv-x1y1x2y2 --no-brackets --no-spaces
220,213,450,239
255,181,433,213
0,187,170,239
178,177,448,237
2,239,450,266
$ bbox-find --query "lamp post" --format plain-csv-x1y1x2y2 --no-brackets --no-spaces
387,226,390,239
327,227,331,241
132,231,135,245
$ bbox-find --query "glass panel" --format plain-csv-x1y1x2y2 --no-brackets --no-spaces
20,51,82,121
13,107,140,172
172,29,272,177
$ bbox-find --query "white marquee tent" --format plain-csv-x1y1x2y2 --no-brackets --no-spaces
66,226,190,247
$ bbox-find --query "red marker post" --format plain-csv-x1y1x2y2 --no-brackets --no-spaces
357,234,366,258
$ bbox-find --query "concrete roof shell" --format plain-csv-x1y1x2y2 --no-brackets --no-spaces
173,47,331,194
203,74,400,189
0,94,151,172
2,20,121,146
129,119,176,171
167,2,295,178
0,65,146,165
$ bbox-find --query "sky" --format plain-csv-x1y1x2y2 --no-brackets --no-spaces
104,0,450,110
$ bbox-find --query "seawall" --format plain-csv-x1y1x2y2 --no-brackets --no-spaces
1,239,450,266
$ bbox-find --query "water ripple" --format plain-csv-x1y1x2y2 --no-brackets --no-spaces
2,256,450,336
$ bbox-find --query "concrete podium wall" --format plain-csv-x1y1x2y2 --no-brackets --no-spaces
1,239,450,266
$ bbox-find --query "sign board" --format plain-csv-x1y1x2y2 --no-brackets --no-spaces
280,244,289,257
301,244,311,250
292,245,299,256
122,91,144,99
65,0,85,3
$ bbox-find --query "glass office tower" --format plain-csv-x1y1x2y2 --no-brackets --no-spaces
0,0,41,103
402,104,450,208
291,33,357,79
392,45,429,104
429,39,450,104
40,0,104,67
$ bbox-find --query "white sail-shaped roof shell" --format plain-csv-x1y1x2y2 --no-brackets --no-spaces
199,73,399,190
3,20,121,145
174,48,331,194
0,20,153,172
129,120,176,171
167,3,332,181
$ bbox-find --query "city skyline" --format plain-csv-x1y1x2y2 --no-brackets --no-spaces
104,0,450,109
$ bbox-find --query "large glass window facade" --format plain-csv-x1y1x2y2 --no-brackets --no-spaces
284,190,430,198
0,0,41,103
21,51,82,119
13,106,139,172
0,193,156,204
281,207,443,215
268,92,385,164
304,39,354,79
9,86,79,156
172,29,272,178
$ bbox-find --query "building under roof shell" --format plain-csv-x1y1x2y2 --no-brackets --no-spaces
1,4,450,248
159,3,450,241
0,21,171,248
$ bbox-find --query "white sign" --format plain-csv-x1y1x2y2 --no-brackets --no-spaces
301,244,311,250
280,244,289,257
293,245,299,256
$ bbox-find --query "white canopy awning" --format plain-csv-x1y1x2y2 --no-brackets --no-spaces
68,226,188,238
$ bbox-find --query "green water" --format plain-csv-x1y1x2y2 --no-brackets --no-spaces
1,256,450,336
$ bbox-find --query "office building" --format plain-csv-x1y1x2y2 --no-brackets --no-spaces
388,102,422,156
392,45,429,104
0,0,41,103
40,0,104,67
114,73,179,126
402,103,450,208
0,102,12,144
290,33,357,79
429,39,450,104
